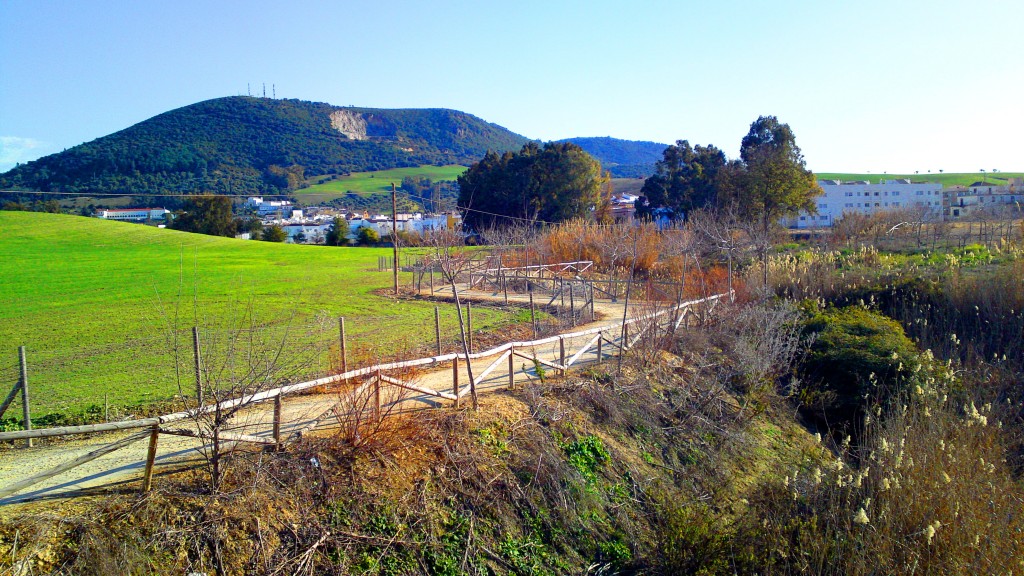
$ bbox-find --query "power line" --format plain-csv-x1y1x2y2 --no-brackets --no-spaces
0,190,295,199
3,188,619,228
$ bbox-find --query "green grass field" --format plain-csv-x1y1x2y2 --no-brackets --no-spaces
297,165,467,203
816,172,1024,188
0,212,515,418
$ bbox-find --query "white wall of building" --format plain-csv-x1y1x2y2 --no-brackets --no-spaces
96,208,170,221
785,180,944,228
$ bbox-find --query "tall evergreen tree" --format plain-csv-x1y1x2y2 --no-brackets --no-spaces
635,140,726,221
170,195,237,237
457,142,606,230
734,115,822,287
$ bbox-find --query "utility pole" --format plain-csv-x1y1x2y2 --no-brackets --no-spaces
392,182,399,296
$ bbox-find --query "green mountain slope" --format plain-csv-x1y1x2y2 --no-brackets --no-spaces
556,136,667,177
0,97,531,196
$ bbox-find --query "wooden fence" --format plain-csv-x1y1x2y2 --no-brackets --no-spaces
0,290,727,501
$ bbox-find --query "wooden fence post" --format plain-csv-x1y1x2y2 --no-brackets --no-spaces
597,331,603,363
466,301,473,353
374,370,382,423
529,288,537,338
429,267,434,296
191,327,203,406
589,281,596,320
18,346,31,448
569,284,575,327
273,394,283,451
141,425,160,492
508,345,515,389
559,337,566,375
338,317,348,376
452,356,460,408
503,270,509,306
434,307,442,355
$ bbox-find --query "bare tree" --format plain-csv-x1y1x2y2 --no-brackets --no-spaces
163,292,329,492
426,229,479,409
689,204,748,303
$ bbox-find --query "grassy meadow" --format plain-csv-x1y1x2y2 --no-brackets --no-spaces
0,211,515,418
816,171,1024,187
297,164,467,203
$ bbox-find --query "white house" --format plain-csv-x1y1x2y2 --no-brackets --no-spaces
96,208,170,222
785,179,944,228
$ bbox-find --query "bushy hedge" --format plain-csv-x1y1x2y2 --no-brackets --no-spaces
798,306,928,431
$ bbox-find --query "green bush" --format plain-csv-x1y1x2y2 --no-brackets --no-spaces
798,306,926,431
357,226,380,245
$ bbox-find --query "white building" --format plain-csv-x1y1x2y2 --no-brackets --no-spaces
282,223,332,244
785,179,944,228
346,212,462,241
246,196,294,217
96,208,170,222
945,180,1023,219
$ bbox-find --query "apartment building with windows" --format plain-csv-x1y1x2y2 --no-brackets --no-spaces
784,179,944,228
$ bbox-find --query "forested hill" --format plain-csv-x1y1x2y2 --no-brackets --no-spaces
0,97,532,196
556,136,667,178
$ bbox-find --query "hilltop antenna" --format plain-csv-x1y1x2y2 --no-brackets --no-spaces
263,83,266,98
247,83,251,96
273,84,276,99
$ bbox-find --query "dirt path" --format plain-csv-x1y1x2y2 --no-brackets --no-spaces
0,286,661,506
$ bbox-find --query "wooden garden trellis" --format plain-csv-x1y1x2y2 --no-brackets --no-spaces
0,291,727,501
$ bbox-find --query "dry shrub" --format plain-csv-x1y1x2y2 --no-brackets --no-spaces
534,220,663,275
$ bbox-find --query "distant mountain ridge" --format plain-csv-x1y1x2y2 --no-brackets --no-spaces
0,97,532,196
556,136,667,178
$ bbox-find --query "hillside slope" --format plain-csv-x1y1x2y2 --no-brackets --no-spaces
0,211,517,416
557,136,667,177
0,97,531,196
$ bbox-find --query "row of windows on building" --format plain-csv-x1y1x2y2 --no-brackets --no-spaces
839,190,936,198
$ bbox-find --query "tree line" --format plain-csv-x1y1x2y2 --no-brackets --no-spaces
457,115,821,234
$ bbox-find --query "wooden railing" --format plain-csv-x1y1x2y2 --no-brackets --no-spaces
0,291,727,500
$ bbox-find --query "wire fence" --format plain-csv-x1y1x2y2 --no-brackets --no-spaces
0,298,543,429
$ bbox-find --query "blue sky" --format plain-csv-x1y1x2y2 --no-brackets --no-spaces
1,0,1021,174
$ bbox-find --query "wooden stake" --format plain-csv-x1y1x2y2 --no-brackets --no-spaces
559,337,566,375
452,356,460,408
374,370,382,423
434,307,442,355
589,281,596,320
529,288,537,338
0,379,21,421
18,346,31,448
508,345,515,389
338,317,348,375
392,182,399,296
429,267,434,295
273,394,282,451
569,283,575,327
466,301,473,353
141,425,160,492
191,327,203,406
597,331,603,362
